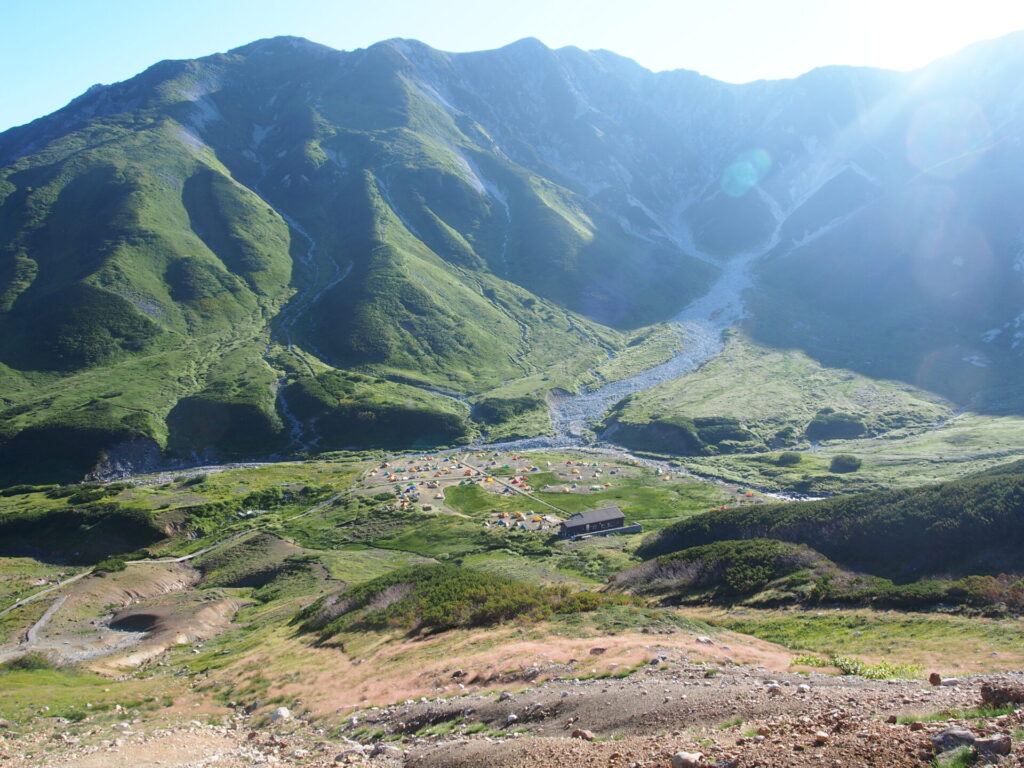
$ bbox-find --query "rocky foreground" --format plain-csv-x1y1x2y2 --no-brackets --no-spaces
4,654,1024,767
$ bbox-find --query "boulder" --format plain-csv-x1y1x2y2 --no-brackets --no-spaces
928,672,942,686
975,734,1012,756
369,743,402,758
270,707,291,723
981,682,1024,707
571,728,595,741
671,752,704,768
931,727,975,753
334,747,366,761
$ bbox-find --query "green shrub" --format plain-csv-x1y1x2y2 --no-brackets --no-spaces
473,396,543,425
1,652,56,671
0,484,41,497
806,410,866,441
615,539,826,599
777,452,802,466
94,557,127,573
0,504,162,562
829,454,862,473
639,471,1024,581
296,564,629,638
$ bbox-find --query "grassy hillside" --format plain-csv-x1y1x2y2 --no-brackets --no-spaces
637,469,1024,580
0,40,719,480
604,332,952,457
676,412,1024,495
295,562,629,639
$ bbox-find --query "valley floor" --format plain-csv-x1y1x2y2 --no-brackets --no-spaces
3,450,1024,767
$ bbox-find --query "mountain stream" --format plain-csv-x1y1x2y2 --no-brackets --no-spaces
478,247,764,452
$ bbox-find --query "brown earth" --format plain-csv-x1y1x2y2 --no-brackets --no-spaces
0,563,241,669
253,624,796,715
5,664,1024,767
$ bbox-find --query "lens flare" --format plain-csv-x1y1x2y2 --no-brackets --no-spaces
906,99,990,179
720,148,772,197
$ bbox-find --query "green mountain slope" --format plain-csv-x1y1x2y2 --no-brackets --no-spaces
637,468,1024,579
0,37,717,482
4,32,1024,482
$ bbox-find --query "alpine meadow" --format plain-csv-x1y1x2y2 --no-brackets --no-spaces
3,27,1024,768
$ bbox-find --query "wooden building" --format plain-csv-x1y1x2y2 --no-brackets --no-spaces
559,506,626,538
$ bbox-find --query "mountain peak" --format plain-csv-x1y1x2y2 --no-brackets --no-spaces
229,35,336,58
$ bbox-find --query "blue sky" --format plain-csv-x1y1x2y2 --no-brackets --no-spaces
4,0,1024,132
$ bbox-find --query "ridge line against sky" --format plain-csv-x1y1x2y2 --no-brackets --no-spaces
3,0,1024,133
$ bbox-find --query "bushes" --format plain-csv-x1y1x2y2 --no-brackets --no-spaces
622,539,1024,612
473,396,543,425
777,452,802,466
805,409,866,441
830,454,862,473
0,503,162,563
283,374,470,450
93,557,127,573
613,539,827,600
0,484,47,497
10,283,160,371
182,484,329,537
605,413,763,456
296,563,629,638
638,471,1024,579
1,652,56,672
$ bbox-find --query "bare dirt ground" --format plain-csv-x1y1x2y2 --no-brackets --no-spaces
247,623,796,716
0,714,403,768
7,660,1023,767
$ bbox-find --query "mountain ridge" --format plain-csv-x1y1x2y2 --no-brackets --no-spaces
2,32,1023,483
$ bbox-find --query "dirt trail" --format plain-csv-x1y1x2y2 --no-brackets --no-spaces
0,573,90,620
24,595,66,644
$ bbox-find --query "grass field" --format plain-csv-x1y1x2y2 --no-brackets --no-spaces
612,332,952,446
688,607,1024,675
599,333,1024,493
682,412,1024,494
